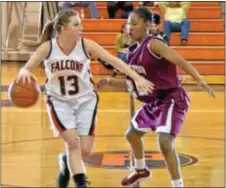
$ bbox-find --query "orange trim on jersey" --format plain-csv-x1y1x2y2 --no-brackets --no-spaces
89,123,96,136
45,95,65,133
90,77,95,86
89,91,99,136
56,37,77,56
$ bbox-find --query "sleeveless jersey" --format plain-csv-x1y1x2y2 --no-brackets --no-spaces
126,35,181,103
44,37,95,100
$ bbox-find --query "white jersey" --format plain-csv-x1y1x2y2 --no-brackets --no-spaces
44,37,95,100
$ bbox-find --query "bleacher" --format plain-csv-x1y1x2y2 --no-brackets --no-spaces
82,2,224,84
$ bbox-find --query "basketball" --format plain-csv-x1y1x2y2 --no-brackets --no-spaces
8,78,41,108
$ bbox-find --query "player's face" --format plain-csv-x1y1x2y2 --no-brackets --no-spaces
63,15,83,39
127,13,148,41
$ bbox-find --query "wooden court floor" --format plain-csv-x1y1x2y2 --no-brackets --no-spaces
1,62,225,187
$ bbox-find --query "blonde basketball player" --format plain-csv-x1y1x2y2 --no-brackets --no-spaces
14,10,154,188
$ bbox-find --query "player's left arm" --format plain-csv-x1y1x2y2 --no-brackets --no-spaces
84,38,155,94
149,38,203,83
96,77,127,91
149,38,215,97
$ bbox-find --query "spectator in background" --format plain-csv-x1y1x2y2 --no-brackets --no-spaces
138,1,159,7
98,24,133,77
107,2,134,19
88,2,99,19
159,2,191,45
116,23,133,62
149,13,168,44
58,2,99,18
89,1,99,18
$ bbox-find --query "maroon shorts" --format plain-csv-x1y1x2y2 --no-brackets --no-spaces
131,87,190,137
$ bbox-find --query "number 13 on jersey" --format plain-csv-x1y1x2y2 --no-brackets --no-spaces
58,75,79,96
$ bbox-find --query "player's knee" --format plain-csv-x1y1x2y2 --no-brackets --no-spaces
125,130,134,142
125,130,140,143
125,124,145,143
65,137,81,150
158,134,174,156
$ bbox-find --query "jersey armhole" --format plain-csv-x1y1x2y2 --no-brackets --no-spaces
147,38,166,59
81,37,90,59
46,40,52,60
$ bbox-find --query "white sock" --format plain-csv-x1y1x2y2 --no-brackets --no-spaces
171,178,183,187
135,158,146,169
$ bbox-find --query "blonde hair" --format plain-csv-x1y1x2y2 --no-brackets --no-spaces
22,9,78,48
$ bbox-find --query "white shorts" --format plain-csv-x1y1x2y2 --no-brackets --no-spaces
45,92,99,137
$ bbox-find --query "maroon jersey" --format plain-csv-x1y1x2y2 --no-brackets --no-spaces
126,36,181,103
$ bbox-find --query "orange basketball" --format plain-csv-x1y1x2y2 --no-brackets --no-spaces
8,78,41,108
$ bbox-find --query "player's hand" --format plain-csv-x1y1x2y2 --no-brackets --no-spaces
15,68,37,84
135,76,154,95
96,78,110,89
197,80,216,98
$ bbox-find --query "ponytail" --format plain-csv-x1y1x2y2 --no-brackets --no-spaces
21,20,54,49
39,20,55,44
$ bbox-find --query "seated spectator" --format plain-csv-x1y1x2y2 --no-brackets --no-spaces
138,1,159,7
107,2,134,19
116,23,133,62
58,2,99,18
98,23,133,77
159,1,190,45
149,13,167,44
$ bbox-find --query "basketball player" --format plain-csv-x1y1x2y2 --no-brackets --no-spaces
14,10,154,188
97,7,215,187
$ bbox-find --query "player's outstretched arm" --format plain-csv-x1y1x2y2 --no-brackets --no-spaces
84,39,154,94
149,38,215,98
96,78,127,91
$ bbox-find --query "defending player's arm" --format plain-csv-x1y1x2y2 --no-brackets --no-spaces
84,39,154,94
149,38,215,97
15,42,50,83
97,78,127,91
109,78,127,89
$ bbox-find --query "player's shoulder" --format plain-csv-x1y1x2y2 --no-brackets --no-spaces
83,38,101,54
83,38,96,47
